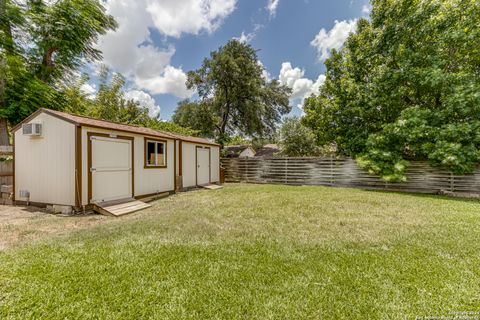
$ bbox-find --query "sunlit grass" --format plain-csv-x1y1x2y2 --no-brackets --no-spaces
1,184,479,319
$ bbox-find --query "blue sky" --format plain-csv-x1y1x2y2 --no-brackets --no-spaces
85,0,370,120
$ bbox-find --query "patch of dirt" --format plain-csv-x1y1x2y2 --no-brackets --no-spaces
0,205,105,250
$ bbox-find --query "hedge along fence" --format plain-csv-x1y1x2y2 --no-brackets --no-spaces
221,157,480,195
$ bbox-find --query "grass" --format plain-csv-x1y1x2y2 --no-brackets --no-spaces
1,183,480,319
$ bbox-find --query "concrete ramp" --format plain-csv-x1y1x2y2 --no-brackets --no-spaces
200,184,224,190
93,198,151,217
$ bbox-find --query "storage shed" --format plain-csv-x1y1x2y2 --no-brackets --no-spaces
13,108,220,213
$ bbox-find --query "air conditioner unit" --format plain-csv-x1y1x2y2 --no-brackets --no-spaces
22,123,42,136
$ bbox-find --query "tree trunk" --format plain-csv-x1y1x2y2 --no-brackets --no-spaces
0,0,13,146
0,119,9,146
42,47,57,68
218,99,231,139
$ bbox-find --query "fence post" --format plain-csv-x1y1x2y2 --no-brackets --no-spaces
450,172,454,192
285,158,288,184
330,157,334,186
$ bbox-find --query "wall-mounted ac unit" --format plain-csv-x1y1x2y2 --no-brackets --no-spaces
22,123,42,136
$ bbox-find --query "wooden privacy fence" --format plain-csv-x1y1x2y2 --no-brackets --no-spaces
0,146,13,186
221,157,480,195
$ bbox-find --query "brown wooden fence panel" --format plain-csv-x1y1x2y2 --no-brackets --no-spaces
0,146,13,186
221,157,480,195
0,160,13,186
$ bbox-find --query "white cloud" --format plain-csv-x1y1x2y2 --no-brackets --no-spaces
310,19,357,61
257,61,271,81
278,63,326,101
362,4,372,15
98,0,237,98
234,31,255,44
80,83,97,98
310,74,326,96
124,90,161,118
266,0,280,17
278,62,325,112
99,0,153,75
135,66,194,99
146,0,236,38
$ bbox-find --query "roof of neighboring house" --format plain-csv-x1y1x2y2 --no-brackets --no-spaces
224,145,255,158
13,108,219,146
255,144,281,157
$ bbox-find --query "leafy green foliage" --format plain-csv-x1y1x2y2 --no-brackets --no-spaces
172,100,216,138
0,0,116,126
279,117,319,157
64,67,198,136
0,54,65,124
186,40,292,145
148,120,198,137
26,0,117,81
0,0,193,137
224,135,251,147
303,0,480,181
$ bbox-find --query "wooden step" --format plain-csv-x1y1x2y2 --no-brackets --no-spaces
93,198,151,217
200,184,224,190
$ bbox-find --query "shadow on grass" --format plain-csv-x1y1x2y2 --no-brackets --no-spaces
229,182,480,205
354,187,480,204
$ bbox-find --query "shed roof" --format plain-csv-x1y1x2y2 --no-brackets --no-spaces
224,145,255,158
255,144,280,157
13,108,219,146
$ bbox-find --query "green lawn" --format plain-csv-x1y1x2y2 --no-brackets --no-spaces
1,184,480,319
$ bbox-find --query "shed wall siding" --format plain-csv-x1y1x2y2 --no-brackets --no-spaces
81,127,175,205
181,142,220,188
15,113,76,205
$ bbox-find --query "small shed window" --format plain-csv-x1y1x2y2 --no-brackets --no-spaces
145,139,167,168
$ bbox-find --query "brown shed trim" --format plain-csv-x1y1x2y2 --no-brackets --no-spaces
195,146,211,186
134,190,174,200
11,108,79,132
178,140,183,176
81,123,172,140
87,132,135,204
13,108,219,146
143,137,168,169
75,126,82,208
12,132,15,202
173,140,177,191
14,200,49,208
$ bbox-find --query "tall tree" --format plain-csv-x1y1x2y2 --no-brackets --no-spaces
303,0,480,181
186,40,291,145
172,99,216,138
0,0,23,145
0,0,117,131
63,68,198,136
279,117,319,157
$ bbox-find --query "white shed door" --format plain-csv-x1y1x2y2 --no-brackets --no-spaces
196,148,210,186
91,136,132,203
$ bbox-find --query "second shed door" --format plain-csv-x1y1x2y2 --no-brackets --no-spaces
196,147,210,186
